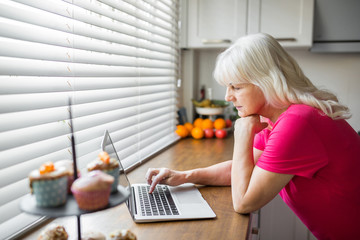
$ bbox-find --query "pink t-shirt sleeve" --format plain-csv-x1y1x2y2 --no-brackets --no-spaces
254,128,270,151
256,113,328,178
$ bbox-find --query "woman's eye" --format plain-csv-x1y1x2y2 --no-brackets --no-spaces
228,83,243,91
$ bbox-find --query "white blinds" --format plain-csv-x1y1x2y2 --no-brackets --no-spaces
0,0,180,239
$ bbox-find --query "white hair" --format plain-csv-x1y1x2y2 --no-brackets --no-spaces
213,33,351,120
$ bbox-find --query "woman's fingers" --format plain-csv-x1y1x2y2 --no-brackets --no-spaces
146,168,170,193
234,115,268,134
145,168,159,185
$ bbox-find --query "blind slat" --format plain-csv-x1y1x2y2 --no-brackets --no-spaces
0,76,175,94
14,0,177,40
0,56,176,77
94,0,175,32
0,17,176,56
0,86,176,114
124,0,177,26
0,37,176,69
123,132,179,170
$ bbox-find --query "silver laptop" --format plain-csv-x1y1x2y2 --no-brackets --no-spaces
101,130,216,223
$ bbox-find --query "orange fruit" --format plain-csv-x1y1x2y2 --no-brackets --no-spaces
214,118,226,130
184,122,194,132
191,127,204,139
175,125,189,138
201,118,213,130
193,118,203,128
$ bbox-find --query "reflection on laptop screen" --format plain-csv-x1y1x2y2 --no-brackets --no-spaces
101,130,131,198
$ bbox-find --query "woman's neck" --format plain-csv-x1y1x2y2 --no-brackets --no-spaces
262,104,291,123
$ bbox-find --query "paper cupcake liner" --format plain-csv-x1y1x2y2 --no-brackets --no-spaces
72,187,111,211
32,176,68,207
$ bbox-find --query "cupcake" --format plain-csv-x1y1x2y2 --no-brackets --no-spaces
71,170,114,211
109,229,137,240
81,231,106,240
29,162,68,207
37,223,68,240
54,159,80,194
87,151,120,193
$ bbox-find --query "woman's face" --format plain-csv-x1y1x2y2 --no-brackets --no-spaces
225,83,266,117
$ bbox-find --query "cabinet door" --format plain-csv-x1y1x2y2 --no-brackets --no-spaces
185,0,247,48
248,0,314,48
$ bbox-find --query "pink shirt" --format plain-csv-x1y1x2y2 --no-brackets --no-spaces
254,104,360,240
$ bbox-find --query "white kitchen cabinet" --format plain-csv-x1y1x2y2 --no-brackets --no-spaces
259,195,316,240
181,0,247,48
180,0,314,48
248,0,314,48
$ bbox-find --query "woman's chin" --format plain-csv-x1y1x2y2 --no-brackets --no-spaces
237,112,245,118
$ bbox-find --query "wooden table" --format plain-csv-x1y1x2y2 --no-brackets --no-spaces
22,135,250,240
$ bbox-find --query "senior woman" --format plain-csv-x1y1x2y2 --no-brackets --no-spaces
145,33,360,240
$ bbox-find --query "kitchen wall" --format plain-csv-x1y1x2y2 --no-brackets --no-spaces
181,48,360,131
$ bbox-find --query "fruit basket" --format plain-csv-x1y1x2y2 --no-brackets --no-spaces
193,99,229,116
193,99,229,121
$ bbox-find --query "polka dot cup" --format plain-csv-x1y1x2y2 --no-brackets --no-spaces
32,176,68,207
103,167,119,193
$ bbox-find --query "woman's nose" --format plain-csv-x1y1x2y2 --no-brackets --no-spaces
225,88,233,102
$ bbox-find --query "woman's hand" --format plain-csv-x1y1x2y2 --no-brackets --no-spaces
145,168,186,193
234,115,268,135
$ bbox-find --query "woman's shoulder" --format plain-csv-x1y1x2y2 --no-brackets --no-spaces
274,104,327,131
283,104,327,121
287,104,319,114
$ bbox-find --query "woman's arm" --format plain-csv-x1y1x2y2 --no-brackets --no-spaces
146,160,232,193
231,115,293,214
146,131,265,193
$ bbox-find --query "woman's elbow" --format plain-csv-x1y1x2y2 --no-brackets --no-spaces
233,201,256,214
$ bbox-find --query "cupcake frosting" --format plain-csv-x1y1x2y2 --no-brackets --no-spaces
29,165,68,180
29,167,68,181
54,160,75,174
87,157,119,171
71,170,114,192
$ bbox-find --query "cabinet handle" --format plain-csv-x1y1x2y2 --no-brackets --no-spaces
275,38,296,42
252,227,259,235
202,39,231,44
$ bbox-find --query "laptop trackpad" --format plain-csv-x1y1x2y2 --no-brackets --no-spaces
172,186,203,204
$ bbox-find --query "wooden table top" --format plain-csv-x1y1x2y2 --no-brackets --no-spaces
21,134,250,240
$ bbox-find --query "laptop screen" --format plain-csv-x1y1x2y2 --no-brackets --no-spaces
101,130,135,217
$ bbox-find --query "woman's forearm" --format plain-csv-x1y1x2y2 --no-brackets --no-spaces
184,160,232,186
231,122,256,213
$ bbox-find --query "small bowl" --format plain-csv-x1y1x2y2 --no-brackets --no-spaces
196,107,225,116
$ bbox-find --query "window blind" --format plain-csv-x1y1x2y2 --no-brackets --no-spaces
0,0,180,239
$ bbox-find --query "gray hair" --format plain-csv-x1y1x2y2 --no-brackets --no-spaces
213,33,351,120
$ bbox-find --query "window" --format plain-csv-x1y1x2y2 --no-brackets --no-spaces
0,0,180,238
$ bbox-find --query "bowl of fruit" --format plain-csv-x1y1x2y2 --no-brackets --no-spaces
192,99,229,116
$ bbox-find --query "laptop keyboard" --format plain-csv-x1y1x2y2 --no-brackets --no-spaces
138,185,179,216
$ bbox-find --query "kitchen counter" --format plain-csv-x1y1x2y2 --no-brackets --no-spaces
21,134,251,240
